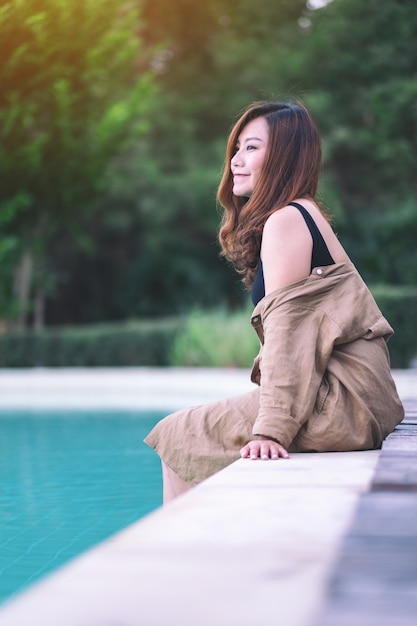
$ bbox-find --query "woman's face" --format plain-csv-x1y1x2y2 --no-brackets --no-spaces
231,116,269,198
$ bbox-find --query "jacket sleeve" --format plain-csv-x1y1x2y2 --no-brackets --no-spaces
251,301,338,448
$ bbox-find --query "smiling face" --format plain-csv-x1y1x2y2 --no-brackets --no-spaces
231,116,269,198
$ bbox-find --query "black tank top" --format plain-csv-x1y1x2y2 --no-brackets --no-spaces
251,201,335,305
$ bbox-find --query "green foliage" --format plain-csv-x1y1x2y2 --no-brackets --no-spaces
296,0,417,214
45,0,310,323
0,0,155,326
0,192,32,318
371,285,417,369
0,0,415,352
337,200,417,285
170,292,417,369
170,306,260,368
0,318,182,368
2,288,415,368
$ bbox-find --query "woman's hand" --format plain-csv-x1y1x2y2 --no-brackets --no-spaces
240,437,290,461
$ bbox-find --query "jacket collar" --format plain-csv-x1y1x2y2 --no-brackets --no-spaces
252,262,357,314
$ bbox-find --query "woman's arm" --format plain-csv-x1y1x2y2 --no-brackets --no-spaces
242,205,324,460
261,205,312,294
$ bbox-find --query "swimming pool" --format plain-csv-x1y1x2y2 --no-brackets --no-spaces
0,409,165,604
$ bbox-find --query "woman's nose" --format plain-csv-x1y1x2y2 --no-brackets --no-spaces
231,150,243,166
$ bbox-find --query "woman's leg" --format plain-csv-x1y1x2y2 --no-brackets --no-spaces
162,461,191,504
146,389,261,502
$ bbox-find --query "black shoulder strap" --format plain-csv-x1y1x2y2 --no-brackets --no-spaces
288,201,321,239
288,201,335,268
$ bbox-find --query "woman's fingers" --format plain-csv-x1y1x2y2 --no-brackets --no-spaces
240,439,290,460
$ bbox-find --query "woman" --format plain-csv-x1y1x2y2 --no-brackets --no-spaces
145,100,404,503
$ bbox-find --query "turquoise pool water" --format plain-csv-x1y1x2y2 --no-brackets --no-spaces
0,409,165,604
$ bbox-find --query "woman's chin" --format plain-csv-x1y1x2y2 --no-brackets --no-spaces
233,186,251,198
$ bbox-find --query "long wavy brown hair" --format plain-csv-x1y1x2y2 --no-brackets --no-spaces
217,100,324,287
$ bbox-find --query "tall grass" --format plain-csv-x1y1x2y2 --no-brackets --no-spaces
169,306,260,367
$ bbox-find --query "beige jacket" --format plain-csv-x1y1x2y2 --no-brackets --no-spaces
250,262,404,451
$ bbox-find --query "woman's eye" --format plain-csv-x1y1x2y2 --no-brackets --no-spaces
247,144,257,150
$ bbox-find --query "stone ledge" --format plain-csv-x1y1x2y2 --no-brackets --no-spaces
0,367,255,410
0,367,415,410
314,411,417,626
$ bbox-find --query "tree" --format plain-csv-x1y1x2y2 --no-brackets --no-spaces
294,0,417,214
287,0,417,283
112,0,310,315
5,0,413,327
54,0,310,322
0,0,155,328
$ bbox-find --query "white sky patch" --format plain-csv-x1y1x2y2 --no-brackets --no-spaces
307,0,334,10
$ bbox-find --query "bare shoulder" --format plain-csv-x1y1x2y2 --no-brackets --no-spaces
265,205,303,239
261,204,313,293
262,203,313,254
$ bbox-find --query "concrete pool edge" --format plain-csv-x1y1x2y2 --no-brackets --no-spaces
0,366,255,410
0,366,416,410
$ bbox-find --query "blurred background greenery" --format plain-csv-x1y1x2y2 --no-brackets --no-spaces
0,0,416,367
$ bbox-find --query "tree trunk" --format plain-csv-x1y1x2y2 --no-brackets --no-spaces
13,252,33,329
34,288,45,332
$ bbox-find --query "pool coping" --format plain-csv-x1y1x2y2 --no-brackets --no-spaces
0,366,416,410
0,366,256,410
